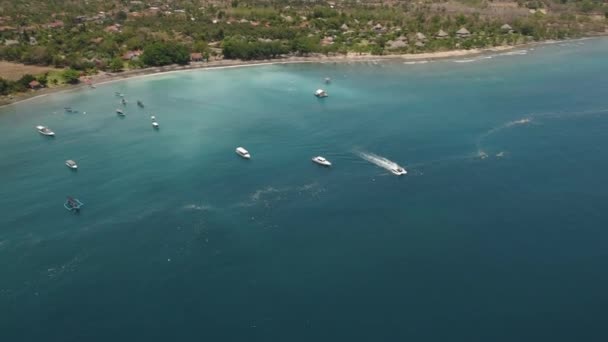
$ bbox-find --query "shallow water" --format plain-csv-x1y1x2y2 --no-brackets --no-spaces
1,38,608,341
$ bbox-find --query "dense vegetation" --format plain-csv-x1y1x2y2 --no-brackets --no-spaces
0,0,606,93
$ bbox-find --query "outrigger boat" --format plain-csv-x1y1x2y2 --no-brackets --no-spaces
64,196,84,212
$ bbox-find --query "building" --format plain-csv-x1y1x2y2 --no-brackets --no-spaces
436,29,449,39
456,27,471,38
29,80,42,89
122,50,143,61
501,24,514,34
190,52,203,62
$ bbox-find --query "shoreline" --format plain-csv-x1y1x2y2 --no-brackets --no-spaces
0,37,600,108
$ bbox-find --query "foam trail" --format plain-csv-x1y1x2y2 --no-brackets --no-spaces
476,117,532,157
359,152,403,172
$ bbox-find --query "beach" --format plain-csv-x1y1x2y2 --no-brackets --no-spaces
0,44,523,108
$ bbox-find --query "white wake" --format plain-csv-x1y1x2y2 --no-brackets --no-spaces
359,152,404,173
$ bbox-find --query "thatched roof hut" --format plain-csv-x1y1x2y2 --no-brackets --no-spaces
415,32,427,41
387,39,408,49
456,27,471,38
415,41,425,47
436,29,449,39
501,24,514,34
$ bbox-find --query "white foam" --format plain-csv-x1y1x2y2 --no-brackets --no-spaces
404,60,429,65
359,152,404,173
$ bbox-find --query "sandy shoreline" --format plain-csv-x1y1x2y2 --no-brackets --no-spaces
0,38,595,108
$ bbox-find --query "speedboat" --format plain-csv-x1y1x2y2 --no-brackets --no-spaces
65,159,78,169
390,166,407,176
314,89,328,98
236,147,251,159
137,100,144,108
312,156,331,167
116,109,125,116
36,125,55,136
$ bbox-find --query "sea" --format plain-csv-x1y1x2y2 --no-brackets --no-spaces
1,38,608,341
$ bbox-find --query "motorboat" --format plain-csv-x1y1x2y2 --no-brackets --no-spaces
314,89,328,98
152,121,159,128
36,125,55,136
235,147,251,159
137,100,144,108
390,166,407,176
64,196,84,212
65,159,78,169
116,109,125,116
64,107,76,113
312,156,332,167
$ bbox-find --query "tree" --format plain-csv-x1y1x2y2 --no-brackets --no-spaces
141,42,190,66
0,78,11,95
62,69,80,84
109,58,124,72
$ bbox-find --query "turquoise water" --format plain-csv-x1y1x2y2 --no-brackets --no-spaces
2,39,608,341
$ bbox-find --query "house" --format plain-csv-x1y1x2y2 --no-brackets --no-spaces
122,50,143,60
456,27,471,38
29,36,37,45
29,80,41,89
321,36,334,46
436,29,449,39
373,23,385,33
387,37,408,50
415,41,425,48
105,24,121,33
415,32,427,42
501,24,514,34
47,20,64,29
190,52,203,62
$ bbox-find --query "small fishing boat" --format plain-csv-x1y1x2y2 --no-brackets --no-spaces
65,160,78,170
390,166,407,176
64,196,84,212
236,147,251,159
64,107,75,113
137,100,144,108
36,125,55,136
150,115,159,128
324,77,331,84
121,98,127,105
314,89,328,98
114,92,123,97
116,108,125,116
312,156,332,167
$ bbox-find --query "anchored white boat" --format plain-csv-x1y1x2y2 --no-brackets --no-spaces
65,159,78,169
390,166,407,176
151,115,159,128
116,109,125,116
236,147,251,159
314,89,328,98
312,156,331,167
36,125,55,136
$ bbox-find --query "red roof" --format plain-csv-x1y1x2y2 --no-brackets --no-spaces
29,80,41,88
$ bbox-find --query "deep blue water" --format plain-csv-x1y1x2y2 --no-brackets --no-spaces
1,39,608,341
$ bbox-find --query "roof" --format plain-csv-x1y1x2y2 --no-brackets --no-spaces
436,29,448,37
190,52,203,59
387,40,407,49
29,80,41,87
501,24,513,30
416,32,427,40
456,27,470,35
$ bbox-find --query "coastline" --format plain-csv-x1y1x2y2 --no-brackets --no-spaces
0,37,595,108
